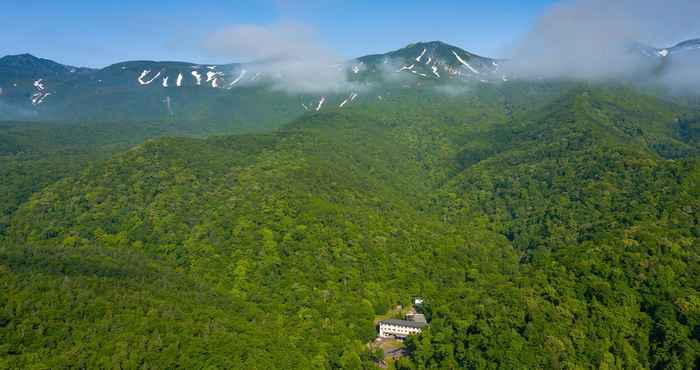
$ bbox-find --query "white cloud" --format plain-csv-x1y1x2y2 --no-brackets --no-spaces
206,22,359,93
504,0,700,83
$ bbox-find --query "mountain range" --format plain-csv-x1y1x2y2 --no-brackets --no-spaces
1,39,697,123
0,42,494,122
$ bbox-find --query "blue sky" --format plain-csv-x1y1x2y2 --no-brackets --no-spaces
1,0,556,67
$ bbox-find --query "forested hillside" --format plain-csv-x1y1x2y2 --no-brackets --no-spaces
1,84,699,368
0,113,305,236
403,88,700,369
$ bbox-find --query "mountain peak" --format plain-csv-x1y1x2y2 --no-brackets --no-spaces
353,40,502,84
0,53,41,64
0,53,93,82
397,41,490,61
401,41,463,52
404,40,452,49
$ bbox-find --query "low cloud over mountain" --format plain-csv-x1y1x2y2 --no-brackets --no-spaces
505,0,700,87
206,22,358,94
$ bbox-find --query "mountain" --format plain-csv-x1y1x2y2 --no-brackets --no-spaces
635,38,700,89
0,53,93,79
352,41,503,82
0,54,93,112
0,54,291,123
2,84,699,368
632,38,700,59
655,38,700,57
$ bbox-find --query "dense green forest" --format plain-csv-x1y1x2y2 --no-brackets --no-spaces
0,114,302,235
1,82,699,368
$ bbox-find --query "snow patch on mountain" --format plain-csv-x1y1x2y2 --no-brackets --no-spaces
138,70,162,85
32,92,51,105
451,51,480,74
228,69,247,88
191,71,202,85
164,96,173,115
416,48,427,62
206,71,223,87
352,63,364,74
31,79,51,105
138,70,151,85
316,96,326,111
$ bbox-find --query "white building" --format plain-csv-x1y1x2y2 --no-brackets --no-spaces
378,319,427,339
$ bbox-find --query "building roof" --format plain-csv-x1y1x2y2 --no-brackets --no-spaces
379,319,428,329
406,314,427,323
